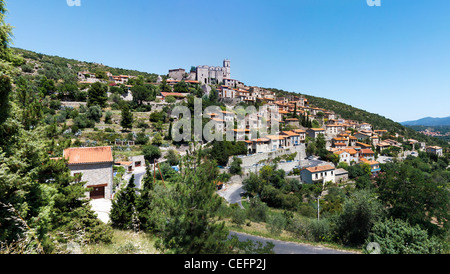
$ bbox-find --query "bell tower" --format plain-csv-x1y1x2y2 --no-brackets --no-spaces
223,59,231,79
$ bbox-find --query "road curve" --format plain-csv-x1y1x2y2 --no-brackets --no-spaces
230,231,355,254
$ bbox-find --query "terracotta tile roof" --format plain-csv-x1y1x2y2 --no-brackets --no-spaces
344,148,358,155
334,142,347,146
333,137,348,141
64,146,113,165
281,131,299,136
360,158,379,166
160,92,187,98
211,118,225,122
305,165,335,173
221,110,234,115
266,135,286,140
310,128,325,131
252,138,270,142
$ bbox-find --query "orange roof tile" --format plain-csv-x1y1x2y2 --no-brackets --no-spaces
334,142,347,146
305,165,335,173
161,92,187,98
64,146,113,165
281,131,299,136
344,148,358,155
266,135,286,140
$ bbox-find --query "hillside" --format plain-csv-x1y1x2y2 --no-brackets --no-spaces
12,47,448,149
401,116,450,126
266,88,448,148
12,47,160,83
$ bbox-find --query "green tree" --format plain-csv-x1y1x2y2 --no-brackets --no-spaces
104,111,113,124
153,159,230,254
135,131,149,145
173,80,189,93
165,95,176,103
110,175,138,230
0,74,12,126
131,85,153,106
165,149,180,166
159,76,171,93
152,133,163,146
120,104,133,130
142,145,161,164
0,1,23,75
375,161,450,236
229,156,243,175
335,189,385,247
86,105,102,123
365,218,444,254
87,82,108,108
208,88,219,103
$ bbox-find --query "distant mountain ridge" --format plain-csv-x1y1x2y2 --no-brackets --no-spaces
401,116,450,126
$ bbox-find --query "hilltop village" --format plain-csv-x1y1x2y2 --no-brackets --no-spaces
2,0,449,255
31,58,443,200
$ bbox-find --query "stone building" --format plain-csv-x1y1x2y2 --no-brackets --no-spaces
301,165,336,184
195,59,231,85
168,68,186,81
168,59,231,85
63,146,114,200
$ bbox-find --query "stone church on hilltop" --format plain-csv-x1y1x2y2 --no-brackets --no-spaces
169,59,231,85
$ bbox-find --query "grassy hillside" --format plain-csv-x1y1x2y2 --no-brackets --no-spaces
12,47,159,83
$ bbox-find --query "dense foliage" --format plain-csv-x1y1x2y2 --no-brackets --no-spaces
0,1,112,254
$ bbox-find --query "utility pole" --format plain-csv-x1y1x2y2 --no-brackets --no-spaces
317,196,320,221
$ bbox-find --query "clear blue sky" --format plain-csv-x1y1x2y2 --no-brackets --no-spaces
6,0,450,122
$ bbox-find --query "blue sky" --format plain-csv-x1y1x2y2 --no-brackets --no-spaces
6,0,450,122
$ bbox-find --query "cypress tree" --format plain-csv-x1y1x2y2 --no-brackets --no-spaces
110,175,137,230
120,104,134,130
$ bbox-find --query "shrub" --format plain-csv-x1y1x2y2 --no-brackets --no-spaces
229,156,243,175
335,189,385,247
230,205,247,228
246,198,268,223
306,218,333,242
142,145,161,163
266,213,287,236
365,218,445,254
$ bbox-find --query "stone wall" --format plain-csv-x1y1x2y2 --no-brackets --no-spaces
68,162,114,199
229,144,306,168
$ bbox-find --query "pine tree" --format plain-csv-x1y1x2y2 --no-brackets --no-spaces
167,121,172,140
87,82,108,108
136,165,159,232
1,1,112,252
110,175,138,230
120,104,133,130
154,159,230,254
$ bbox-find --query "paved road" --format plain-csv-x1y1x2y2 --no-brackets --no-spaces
123,166,146,189
217,182,245,209
230,231,354,254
